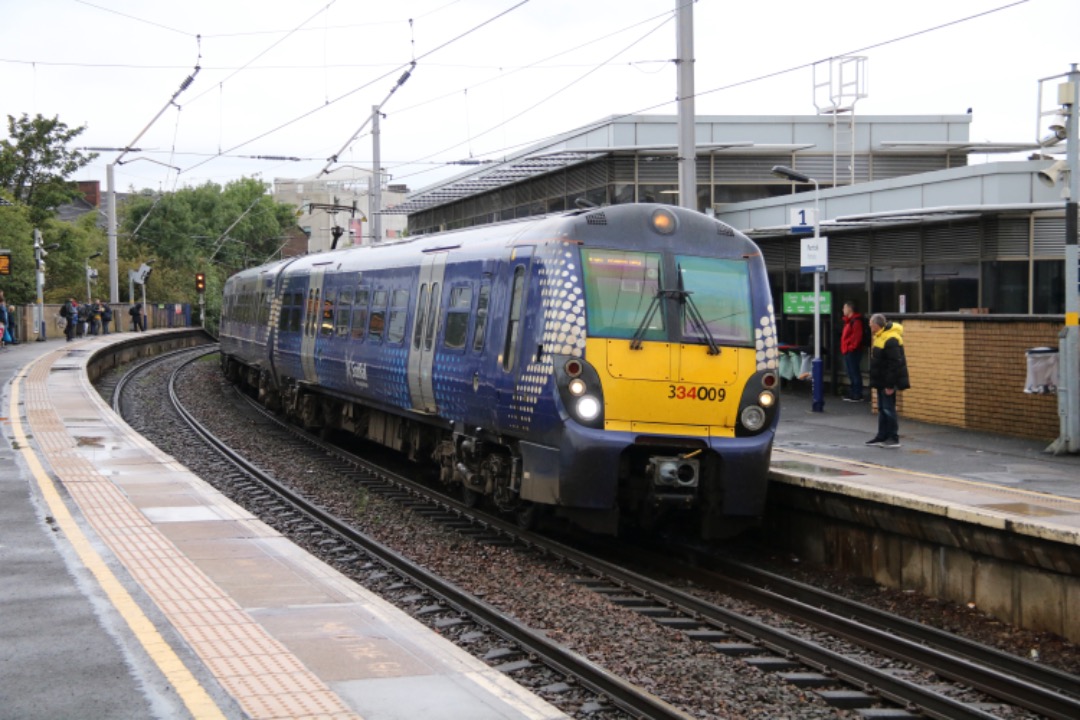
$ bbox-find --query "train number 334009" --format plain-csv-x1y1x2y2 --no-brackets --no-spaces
668,385,726,402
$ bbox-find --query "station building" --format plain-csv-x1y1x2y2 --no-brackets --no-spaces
395,114,1073,440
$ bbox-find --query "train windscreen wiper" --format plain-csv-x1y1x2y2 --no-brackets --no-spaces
629,288,720,355
629,288,670,350
677,263,720,355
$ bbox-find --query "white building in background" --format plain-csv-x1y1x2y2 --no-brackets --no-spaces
273,166,409,253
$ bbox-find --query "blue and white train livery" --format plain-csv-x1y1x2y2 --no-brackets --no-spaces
219,203,779,538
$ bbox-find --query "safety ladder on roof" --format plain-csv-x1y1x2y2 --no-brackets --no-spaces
813,56,868,186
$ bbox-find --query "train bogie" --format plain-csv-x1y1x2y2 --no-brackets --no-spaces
220,204,778,539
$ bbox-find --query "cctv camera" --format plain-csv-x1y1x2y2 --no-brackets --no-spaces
1038,159,1069,187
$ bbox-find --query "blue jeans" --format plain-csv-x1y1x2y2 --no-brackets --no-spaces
844,350,864,399
877,388,899,441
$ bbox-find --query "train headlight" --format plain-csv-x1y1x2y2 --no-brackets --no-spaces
576,396,602,421
741,405,767,432
650,208,677,235
568,378,587,396
758,391,775,408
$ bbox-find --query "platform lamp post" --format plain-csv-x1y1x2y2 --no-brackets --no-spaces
85,252,102,303
772,165,825,412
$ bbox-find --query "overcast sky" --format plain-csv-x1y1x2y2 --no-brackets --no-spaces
2,0,1077,197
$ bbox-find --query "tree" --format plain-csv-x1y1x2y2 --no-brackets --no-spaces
0,114,98,223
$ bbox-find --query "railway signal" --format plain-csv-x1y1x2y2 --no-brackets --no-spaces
195,272,206,293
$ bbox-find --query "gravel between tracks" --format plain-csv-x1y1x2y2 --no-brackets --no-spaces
125,355,1080,719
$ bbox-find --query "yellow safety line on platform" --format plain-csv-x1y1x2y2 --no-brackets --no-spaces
9,372,227,720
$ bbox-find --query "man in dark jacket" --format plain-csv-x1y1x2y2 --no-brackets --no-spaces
60,298,78,342
866,313,910,448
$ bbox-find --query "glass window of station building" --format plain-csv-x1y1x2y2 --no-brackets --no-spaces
398,115,1070,345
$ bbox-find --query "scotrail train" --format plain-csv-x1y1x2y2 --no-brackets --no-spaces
219,203,780,539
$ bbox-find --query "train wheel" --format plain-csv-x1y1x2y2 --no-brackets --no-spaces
515,502,537,530
461,484,481,508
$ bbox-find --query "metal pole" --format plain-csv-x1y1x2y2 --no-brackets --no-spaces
34,229,46,341
1050,64,1080,454
675,0,697,210
85,263,92,303
372,106,382,243
141,283,147,331
107,163,119,304
812,179,824,412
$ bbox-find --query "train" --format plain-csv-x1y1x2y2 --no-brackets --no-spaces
219,203,779,539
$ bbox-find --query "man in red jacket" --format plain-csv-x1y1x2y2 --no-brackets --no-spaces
840,301,865,401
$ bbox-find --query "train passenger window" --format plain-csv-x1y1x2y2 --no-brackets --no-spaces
413,284,429,350
424,282,440,351
351,289,369,340
320,291,336,336
387,289,409,344
335,291,353,337
676,255,754,345
502,268,525,370
305,289,315,336
472,283,491,352
369,290,388,342
581,249,663,340
443,286,473,350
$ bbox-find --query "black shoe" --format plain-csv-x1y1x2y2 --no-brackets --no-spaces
881,437,902,448
865,437,885,446
843,396,865,402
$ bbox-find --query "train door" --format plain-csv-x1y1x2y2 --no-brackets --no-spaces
301,267,326,383
492,246,533,433
408,253,448,413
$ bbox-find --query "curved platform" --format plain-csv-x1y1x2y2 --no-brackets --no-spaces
0,333,565,720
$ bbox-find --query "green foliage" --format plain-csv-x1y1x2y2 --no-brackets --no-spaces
0,114,97,224
118,176,300,326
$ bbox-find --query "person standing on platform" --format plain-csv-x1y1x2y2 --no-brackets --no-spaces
865,313,910,448
61,298,78,342
840,301,866,402
89,299,102,336
0,293,8,349
130,302,144,332
100,301,112,334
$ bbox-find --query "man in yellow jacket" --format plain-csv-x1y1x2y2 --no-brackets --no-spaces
865,314,911,448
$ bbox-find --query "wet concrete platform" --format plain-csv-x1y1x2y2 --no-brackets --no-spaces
771,387,1080,543
1,334,565,720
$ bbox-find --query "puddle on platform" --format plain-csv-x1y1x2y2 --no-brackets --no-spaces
979,502,1069,517
75,436,104,447
772,460,863,477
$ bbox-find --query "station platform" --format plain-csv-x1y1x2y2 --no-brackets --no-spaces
2,333,1079,718
771,387,1080,543
0,334,565,720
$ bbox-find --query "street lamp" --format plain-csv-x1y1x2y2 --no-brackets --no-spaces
772,164,825,413
85,252,102,303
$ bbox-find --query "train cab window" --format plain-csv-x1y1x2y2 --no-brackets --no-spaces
335,290,353,337
472,283,491,352
352,289,369,340
581,249,663,340
387,289,410,344
676,255,754,345
443,285,473,350
413,284,429,350
502,268,525,370
320,290,336,336
424,282,440,351
369,290,388,342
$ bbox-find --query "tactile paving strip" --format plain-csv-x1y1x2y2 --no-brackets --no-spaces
24,350,360,720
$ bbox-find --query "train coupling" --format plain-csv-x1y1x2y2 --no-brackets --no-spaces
647,455,700,489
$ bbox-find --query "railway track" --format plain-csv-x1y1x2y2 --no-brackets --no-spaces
110,346,1080,720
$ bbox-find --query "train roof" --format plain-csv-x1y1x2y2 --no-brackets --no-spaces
226,204,757,285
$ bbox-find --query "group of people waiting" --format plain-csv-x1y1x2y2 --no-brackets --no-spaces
839,301,911,448
59,298,141,341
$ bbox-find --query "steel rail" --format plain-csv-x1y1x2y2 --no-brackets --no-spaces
166,352,692,720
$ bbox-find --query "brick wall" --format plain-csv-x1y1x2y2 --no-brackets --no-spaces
899,317,1061,442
